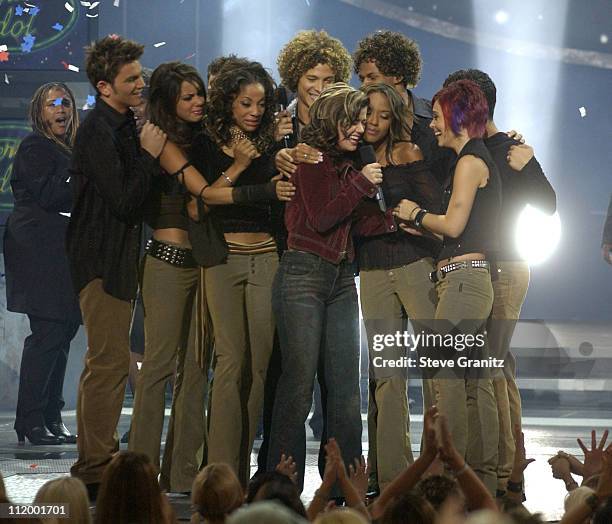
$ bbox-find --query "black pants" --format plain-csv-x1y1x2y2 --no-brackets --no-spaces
15,315,80,429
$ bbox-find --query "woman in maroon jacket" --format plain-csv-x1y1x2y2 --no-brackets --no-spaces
266,83,396,493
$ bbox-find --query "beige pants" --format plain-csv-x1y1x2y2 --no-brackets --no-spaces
487,261,530,491
129,255,208,492
205,251,278,484
433,267,499,496
71,279,132,485
360,258,437,489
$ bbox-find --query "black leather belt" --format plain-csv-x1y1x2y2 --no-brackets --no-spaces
146,238,197,268
429,260,490,283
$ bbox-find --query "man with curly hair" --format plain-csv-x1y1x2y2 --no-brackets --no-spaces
274,30,353,178
67,35,166,499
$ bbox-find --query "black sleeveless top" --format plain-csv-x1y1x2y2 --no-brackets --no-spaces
438,138,501,260
143,173,189,231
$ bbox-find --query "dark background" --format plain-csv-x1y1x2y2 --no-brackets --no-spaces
0,0,610,321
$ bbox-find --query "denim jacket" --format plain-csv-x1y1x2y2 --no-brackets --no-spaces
285,153,397,264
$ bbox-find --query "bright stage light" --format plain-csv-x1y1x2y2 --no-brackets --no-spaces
515,205,561,265
495,10,509,24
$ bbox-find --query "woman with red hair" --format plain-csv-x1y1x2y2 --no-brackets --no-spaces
394,79,501,495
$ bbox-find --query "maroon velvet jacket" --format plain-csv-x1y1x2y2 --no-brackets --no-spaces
285,154,397,264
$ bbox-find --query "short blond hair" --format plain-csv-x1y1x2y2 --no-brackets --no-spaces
34,477,91,524
192,464,243,522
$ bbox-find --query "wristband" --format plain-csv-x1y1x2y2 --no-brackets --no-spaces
198,185,209,200
414,209,428,228
409,207,420,222
169,161,191,178
507,479,523,493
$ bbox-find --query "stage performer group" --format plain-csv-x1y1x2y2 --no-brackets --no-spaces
3,27,556,505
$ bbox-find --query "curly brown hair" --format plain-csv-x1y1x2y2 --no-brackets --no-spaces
277,30,352,92
85,35,144,94
300,83,368,157
353,30,422,88
204,61,276,152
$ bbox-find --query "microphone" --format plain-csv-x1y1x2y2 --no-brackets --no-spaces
275,85,291,149
359,144,386,212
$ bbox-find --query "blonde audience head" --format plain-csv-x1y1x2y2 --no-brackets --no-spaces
34,477,91,524
191,463,243,523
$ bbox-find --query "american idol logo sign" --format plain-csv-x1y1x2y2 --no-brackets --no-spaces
0,122,30,216
0,0,80,54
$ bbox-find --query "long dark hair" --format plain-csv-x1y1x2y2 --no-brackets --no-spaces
361,82,412,165
300,82,368,157
29,82,78,152
148,61,206,148
204,61,276,152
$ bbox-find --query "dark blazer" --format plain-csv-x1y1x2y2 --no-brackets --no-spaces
3,132,81,322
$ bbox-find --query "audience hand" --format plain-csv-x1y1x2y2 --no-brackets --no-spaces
422,406,439,461
595,444,612,499
437,414,464,472
140,122,167,158
511,425,535,477
602,244,612,265
348,456,369,502
578,429,609,481
275,453,298,484
393,198,419,222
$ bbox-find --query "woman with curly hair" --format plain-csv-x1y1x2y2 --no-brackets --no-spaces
274,29,353,178
195,61,282,485
127,62,210,494
358,82,442,492
4,82,81,445
394,80,501,495
266,83,397,492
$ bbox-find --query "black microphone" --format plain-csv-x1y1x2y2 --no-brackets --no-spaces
275,85,291,149
359,144,386,212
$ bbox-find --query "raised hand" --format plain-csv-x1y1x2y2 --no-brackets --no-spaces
578,429,609,481
275,453,298,484
348,455,369,501
512,425,535,475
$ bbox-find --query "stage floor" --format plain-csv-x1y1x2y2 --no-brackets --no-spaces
1,395,610,523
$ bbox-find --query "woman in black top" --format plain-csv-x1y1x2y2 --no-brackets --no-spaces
3,83,80,445
394,79,501,495
198,63,281,484
358,82,442,491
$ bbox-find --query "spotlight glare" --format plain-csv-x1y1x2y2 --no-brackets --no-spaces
515,205,561,265
495,10,509,24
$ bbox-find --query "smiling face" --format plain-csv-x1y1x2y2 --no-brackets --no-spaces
43,87,72,138
97,60,145,113
176,80,205,123
297,63,335,111
364,91,392,146
358,60,403,95
231,82,265,133
430,99,453,147
337,106,367,152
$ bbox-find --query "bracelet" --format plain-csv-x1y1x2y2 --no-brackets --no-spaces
222,172,233,186
409,207,420,222
414,209,428,228
169,161,191,177
507,479,523,493
198,185,209,200
453,462,469,476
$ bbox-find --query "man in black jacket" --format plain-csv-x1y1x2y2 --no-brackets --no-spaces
67,35,166,497
443,69,556,497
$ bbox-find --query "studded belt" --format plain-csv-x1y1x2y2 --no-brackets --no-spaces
145,238,197,268
429,260,490,283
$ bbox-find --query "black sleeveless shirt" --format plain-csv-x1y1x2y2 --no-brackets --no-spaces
438,138,501,260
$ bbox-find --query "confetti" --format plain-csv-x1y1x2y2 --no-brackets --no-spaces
29,6,39,16
4,74,9,84
0,45,7,52
89,1,100,8
0,51,8,62
65,2,74,13
113,0,120,6
52,22,64,31
87,95,96,106
184,52,196,60
578,106,587,118
153,41,166,48
15,5,24,16
53,98,63,106
85,13,99,17
67,64,79,72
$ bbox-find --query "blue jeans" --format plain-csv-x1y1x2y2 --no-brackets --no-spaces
267,251,362,492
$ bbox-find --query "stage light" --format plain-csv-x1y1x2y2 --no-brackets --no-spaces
495,10,509,24
515,205,561,265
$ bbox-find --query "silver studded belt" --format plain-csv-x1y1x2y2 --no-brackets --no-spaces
146,238,197,268
429,260,490,283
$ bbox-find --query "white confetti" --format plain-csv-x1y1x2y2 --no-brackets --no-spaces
82,102,89,110
0,45,7,52
89,1,100,8
153,41,166,48
579,106,587,118
67,64,80,72
113,0,120,5
80,1,91,6
85,13,99,17
4,74,9,84
601,34,609,44
65,2,74,13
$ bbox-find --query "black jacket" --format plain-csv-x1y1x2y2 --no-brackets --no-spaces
66,98,158,301
3,132,81,321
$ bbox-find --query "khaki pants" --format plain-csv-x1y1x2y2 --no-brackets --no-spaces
487,261,529,491
129,255,208,492
205,251,278,484
71,279,132,485
433,267,499,496
360,258,437,489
